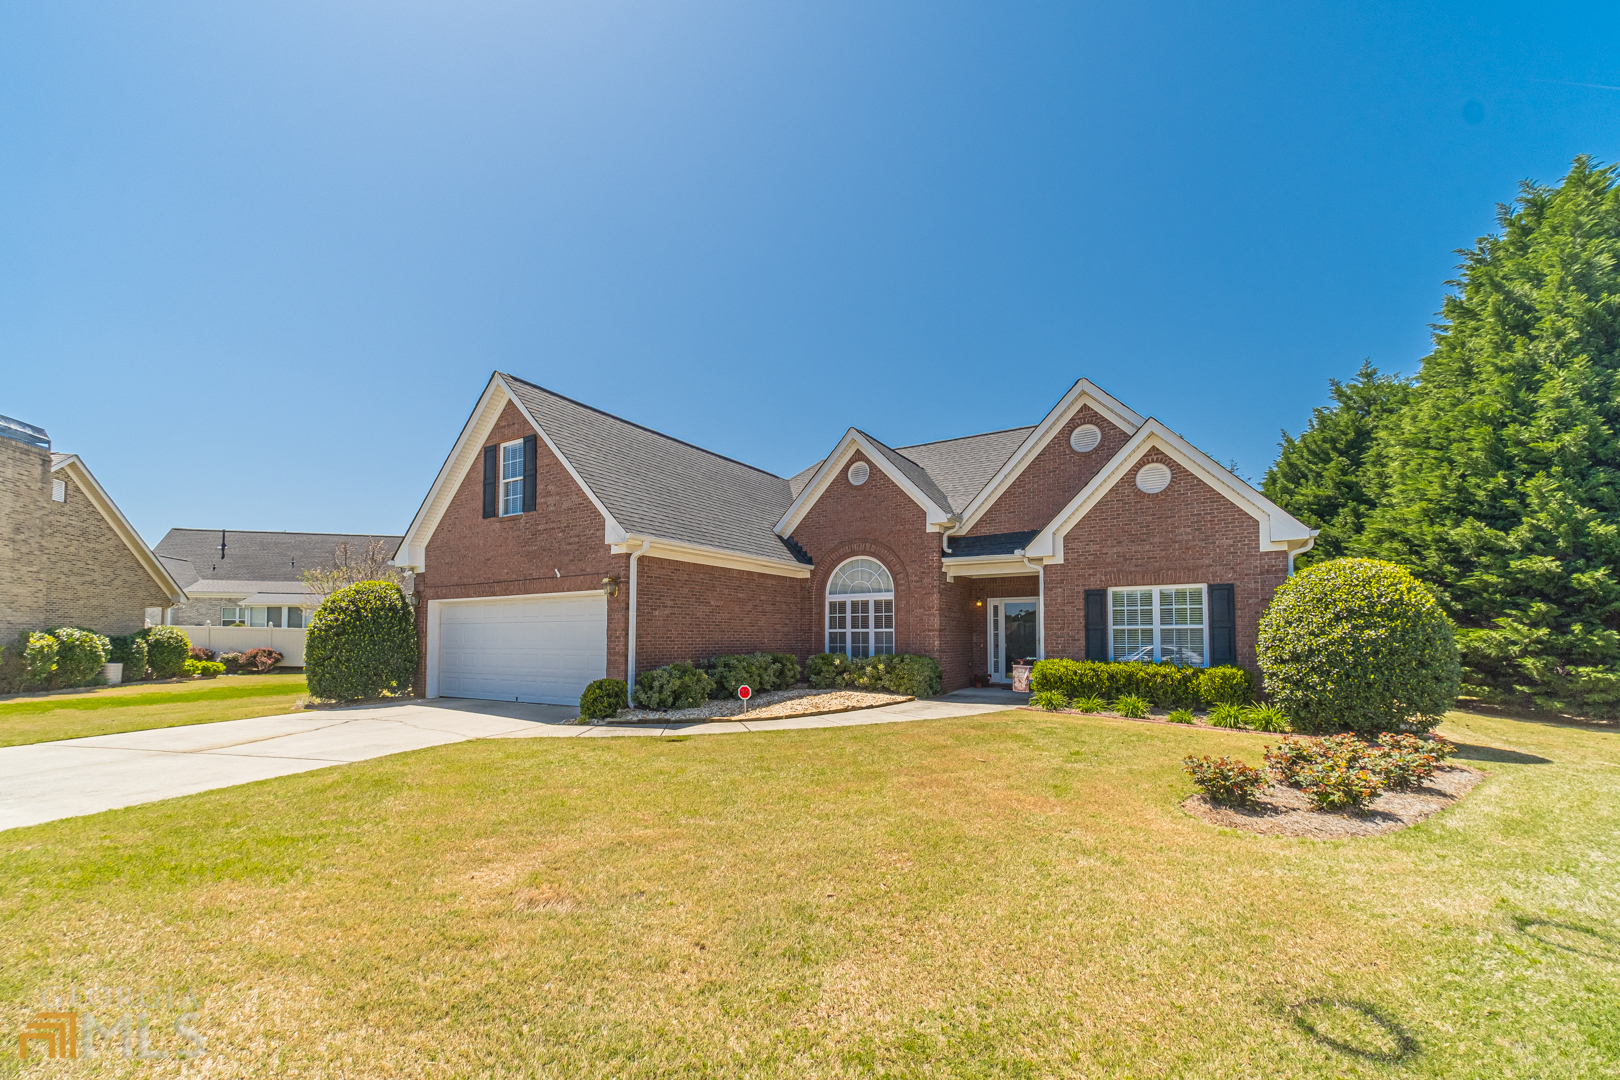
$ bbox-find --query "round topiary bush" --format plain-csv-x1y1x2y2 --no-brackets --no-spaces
304,581,417,702
579,678,628,720
143,626,192,680
1257,557,1461,734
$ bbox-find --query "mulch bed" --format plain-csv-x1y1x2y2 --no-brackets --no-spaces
1182,765,1483,838
614,687,912,724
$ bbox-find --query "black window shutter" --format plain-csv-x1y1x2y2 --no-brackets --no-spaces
482,445,497,518
1208,583,1236,665
1084,589,1107,660
522,434,537,513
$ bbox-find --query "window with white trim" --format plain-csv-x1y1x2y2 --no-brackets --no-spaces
827,557,895,658
1109,584,1207,666
500,441,525,516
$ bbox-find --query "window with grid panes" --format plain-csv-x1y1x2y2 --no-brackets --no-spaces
500,441,525,516
1109,585,1207,665
826,558,895,657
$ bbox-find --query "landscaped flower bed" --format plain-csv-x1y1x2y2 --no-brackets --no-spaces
613,686,912,723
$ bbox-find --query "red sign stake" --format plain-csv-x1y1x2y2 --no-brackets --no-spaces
738,684,751,713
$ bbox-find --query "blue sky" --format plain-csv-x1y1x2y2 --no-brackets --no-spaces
3,1,1618,544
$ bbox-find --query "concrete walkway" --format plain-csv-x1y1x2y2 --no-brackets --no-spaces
0,691,1023,832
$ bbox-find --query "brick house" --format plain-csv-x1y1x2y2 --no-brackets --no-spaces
0,414,188,643
393,373,1316,705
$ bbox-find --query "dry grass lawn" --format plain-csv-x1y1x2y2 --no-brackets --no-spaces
0,706,1616,1077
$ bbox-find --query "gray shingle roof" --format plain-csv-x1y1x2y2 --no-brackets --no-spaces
854,431,955,515
154,529,403,585
503,375,807,565
894,426,1034,514
944,530,1040,558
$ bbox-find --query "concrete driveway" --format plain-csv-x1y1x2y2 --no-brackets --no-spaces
0,692,1019,832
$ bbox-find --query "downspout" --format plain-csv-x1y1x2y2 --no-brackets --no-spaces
626,539,651,702
1022,554,1044,661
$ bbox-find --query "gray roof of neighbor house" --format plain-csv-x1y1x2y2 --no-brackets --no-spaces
154,529,404,585
503,374,809,565
785,425,1036,517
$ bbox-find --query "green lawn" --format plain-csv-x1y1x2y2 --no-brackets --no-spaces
1,707,1616,1077
0,673,308,747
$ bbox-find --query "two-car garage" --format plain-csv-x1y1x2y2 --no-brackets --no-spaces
427,592,607,705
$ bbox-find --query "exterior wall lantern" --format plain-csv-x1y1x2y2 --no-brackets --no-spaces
602,577,620,598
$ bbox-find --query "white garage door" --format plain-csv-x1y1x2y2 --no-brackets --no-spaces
435,593,608,705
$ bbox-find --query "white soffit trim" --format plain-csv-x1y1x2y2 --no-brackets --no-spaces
50,456,189,602
940,554,1041,581
1025,419,1317,562
955,378,1147,533
610,534,812,579
391,374,626,573
774,429,954,536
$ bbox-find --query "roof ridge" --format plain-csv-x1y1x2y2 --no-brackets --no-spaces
163,528,401,537
894,423,1036,451
501,372,785,481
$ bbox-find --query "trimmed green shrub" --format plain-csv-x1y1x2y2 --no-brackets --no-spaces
703,653,779,699
1166,709,1195,724
634,662,714,710
50,627,110,688
1257,557,1461,734
1112,694,1150,718
579,678,627,720
144,626,191,680
22,632,59,688
1243,704,1289,733
1031,658,1212,708
1029,690,1069,711
238,647,284,674
1197,666,1254,706
807,652,854,689
184,658,226,677
108,634,148,680
769,652,802,687
304,581,416,702
1070,695,1105,713
1182,755,1267,806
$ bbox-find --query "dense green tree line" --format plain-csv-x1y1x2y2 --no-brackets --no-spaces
1264,156,1620,714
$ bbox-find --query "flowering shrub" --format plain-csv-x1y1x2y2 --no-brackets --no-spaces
1030,690,1070,711
1262,731,1457,809
1257,558,1461,734
1112,694,1150,718
1297,759,1385,810
22,631,59,688
238,647,284,674
1182,755,1267,806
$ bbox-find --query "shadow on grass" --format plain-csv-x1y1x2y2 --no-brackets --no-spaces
1291,999,1419,1062
1449,743,1551,765
1514,917,1620,961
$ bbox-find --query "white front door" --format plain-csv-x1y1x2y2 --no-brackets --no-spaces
431,592,608,705
987,597,1039,683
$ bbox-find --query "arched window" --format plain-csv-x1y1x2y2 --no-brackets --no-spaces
827,557,895,658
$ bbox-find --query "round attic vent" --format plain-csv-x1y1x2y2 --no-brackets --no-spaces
847,460,870,486
1136,462,1172,494
1069,424,1102,453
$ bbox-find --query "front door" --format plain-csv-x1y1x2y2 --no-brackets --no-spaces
988,597,1039,683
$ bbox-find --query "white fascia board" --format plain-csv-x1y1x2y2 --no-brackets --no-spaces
775,430,953,536
940,553,1044,581
389,374,625,574
51,456,189,602
610,534,812,579
1026,419,1317,562
955,378,1147,533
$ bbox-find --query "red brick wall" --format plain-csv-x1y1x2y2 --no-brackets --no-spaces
1041,447,1288,672
967,405,1130,536
789,451,958,681
414,400,629,691
634,556,810,671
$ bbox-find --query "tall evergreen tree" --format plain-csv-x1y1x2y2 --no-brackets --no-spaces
1263,360,1412,564
1355,156,1620,712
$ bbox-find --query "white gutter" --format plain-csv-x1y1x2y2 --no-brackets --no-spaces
626,539,651,702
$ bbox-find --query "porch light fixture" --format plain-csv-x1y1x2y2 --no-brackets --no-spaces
975,599,983,607
602,577,620,597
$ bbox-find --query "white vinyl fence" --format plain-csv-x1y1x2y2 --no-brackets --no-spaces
176,626,306,667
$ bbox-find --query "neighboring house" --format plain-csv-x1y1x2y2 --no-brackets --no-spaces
153,529,404,627
394,373,1317,706
0,414,188,643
